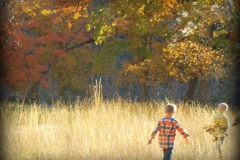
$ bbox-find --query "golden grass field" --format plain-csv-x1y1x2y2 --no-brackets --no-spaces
0,99,239,160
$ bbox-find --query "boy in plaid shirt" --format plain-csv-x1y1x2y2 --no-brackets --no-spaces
147,103,189,160
212,103,229,159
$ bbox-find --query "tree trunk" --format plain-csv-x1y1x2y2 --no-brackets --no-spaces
25,81,41,103
141,83,150,102
59,86,68,97
197,79,210,104
184,76,198,103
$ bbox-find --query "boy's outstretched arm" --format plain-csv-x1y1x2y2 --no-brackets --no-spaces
185,136,190,144
175,121,190,144
147,133,156,145
147,123,159,145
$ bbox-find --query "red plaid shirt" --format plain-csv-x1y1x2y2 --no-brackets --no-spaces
152,115,189,149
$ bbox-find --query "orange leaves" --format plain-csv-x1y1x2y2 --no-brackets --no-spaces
118,61,146,86
117,55,169,86
1,0,95,98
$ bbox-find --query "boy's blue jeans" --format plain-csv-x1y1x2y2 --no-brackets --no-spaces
162,147,173,160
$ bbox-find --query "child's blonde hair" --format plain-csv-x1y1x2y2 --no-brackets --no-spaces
165,103,177,113
219,103,229,111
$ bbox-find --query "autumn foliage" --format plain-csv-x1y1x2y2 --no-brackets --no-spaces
118,40,226,86
1,0,94,100
0,0,238,101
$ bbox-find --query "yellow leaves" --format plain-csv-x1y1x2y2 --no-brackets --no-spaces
41,9,57,16
137,5,145,15
117,10,121,14
73,12,79,19
41,9,51,15
190,42,196,49
95,36,105,45
95,25,113,45
160,40,226,81
22,6,36,17
67,22,72,29
179,42,185,49
117,58,157,85
86,24,91,31
213,29,229,37
101,25,112,34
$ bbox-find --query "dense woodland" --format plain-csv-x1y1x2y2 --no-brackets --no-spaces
0,0,239,105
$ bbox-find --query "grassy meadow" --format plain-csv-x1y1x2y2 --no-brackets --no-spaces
0,98,239,160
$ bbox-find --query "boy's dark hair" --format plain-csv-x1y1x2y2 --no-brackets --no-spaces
165,103,177,113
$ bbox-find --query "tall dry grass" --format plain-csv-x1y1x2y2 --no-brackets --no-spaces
0,84,239,160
